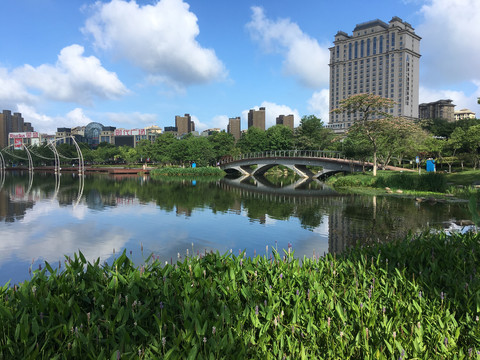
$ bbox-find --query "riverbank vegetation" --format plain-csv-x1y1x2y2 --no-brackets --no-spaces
1,231,479,358
150,167,225,177
327,170,480,200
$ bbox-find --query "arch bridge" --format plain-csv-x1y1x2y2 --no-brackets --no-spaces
219,150,404,178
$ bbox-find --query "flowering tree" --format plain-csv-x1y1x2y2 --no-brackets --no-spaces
332,94,398,176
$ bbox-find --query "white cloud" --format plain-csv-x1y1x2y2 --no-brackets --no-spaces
418,0,480,86
0,68,35,107
307,89,330,124
66,108,93,126
246,6,330,88
191,115,208,132
83,0,227,89
12,45,128,105
16,104,93,134
419,85,480,111
242,101,300,129
211,115,229,130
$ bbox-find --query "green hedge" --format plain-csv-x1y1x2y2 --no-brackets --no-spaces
330,172,447,193
1,231,480,358
374,172,447,192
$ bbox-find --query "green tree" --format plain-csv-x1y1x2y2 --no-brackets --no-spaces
184,136,215,167
418,118,455,138
208,131,235,161
376,118,427,168
332,94,396,176
294,115,334,150
464,124,480,169
152,133,178,164
92,143,120,164
136,140,153,162
119,146,139,165
237,127,267,153
266,125,293,150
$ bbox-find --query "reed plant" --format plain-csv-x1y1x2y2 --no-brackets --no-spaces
1,231,480,359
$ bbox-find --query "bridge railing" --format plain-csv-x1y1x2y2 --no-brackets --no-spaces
220,150,344,164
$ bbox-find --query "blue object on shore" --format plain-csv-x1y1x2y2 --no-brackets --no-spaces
426,159,435,172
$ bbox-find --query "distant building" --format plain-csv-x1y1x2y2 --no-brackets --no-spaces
454,108,476,121
55,127,72,144
276,114,294,130
114,127,160,148
145,125,162,135
328,17,421,133
164,126,178,136
419,99,455,122
0,110,33,149
8,131,41,148
101,126,116,144
175,114,195,136
201,128,221,136
227,117,241,141
248,107,266,130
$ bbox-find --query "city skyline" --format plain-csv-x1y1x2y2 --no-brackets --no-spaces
0,0,479,135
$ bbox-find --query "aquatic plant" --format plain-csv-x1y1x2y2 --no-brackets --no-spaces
1,231,480,358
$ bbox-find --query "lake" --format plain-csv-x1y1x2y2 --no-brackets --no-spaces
0,171,472,286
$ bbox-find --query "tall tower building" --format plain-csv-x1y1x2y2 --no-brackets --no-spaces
328,17,421,133
276,114,294,130
248,107,266,131
227,117,241,141
175,114,195,136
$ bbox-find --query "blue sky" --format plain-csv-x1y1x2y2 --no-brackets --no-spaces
1,0,479,134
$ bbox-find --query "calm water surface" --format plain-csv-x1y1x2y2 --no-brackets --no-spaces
0,171,472,286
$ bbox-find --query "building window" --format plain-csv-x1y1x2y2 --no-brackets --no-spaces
361,40,364,58
349,43,352,60
373,37,377,55
367,38,370,56
379,35,383,53
354,41,358,59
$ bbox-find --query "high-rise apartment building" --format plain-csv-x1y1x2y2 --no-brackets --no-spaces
175,114,195,136
276,114,294,130
328,17,421,133
0,110,31,149
419,99,455,122
248,107,266,131
227,117,241,141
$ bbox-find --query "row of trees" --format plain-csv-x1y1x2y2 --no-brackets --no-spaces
5,94,479,172
332,94,480,174
6,116,335,168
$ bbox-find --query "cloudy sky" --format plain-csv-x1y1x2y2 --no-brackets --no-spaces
0,0,479,134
